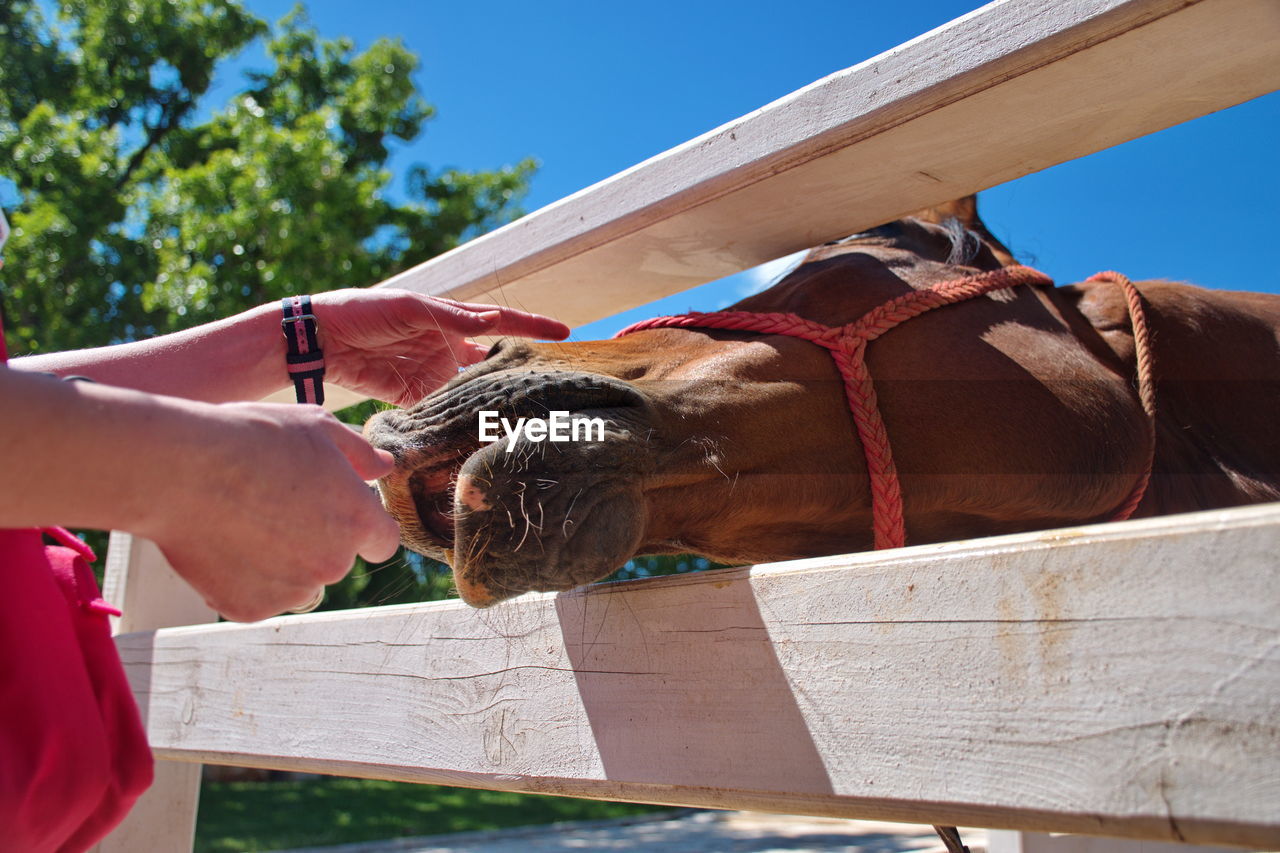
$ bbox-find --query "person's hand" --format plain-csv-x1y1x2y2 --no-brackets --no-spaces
139,401,401,622
311,289,571,406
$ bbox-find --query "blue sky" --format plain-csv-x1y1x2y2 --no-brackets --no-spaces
223,1,1276,337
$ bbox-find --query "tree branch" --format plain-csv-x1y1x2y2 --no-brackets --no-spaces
116,92,195,189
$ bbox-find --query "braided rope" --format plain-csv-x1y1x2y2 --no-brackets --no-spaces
1088,271,1157,521
617,264,1153,548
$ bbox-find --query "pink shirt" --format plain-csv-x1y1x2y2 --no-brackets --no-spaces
1,316,154,851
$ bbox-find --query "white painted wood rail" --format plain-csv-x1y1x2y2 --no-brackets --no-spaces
116,506,1280,848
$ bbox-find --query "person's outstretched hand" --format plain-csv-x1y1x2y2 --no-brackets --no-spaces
313,289,571,406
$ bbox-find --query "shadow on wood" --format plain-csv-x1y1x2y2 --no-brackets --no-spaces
557,567,835,795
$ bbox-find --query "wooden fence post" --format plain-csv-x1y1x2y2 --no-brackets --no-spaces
92,532,217,853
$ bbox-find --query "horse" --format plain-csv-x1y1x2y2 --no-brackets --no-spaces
364,197,1280,607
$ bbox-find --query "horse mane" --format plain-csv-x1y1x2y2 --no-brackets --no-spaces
938,217,986,266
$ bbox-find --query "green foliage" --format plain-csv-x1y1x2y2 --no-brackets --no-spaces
320,549,456,610
0,0,534,352
610,553,729,581
196,776,673,852
313,550,729,611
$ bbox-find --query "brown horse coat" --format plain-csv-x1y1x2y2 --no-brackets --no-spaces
365,199,1280,606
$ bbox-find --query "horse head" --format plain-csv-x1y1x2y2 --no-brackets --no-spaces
365,196,1279,606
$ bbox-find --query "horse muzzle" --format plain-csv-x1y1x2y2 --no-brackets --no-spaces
364,369,657,606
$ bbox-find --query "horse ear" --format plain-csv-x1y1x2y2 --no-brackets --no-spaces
909,195,1017,267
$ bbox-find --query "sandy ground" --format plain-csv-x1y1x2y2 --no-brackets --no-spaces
276,811,989,853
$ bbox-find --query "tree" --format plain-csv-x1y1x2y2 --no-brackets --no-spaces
0,0,533,352
1,0,534,605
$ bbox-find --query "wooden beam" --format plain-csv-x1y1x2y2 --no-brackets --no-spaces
116,505,1280,849
369,0,1279,328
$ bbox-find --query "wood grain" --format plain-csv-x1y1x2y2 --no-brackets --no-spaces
116,505,1280,848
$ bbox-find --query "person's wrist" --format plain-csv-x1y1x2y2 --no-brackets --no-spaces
22,379,214,539
187,301,292,403
280,294,326,405
109,392,223,542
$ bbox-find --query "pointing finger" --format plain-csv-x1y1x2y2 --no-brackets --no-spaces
467,305,571,340
425,297,570,340
320,418,396,481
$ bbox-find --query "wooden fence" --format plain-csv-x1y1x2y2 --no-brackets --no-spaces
96,0,1280,849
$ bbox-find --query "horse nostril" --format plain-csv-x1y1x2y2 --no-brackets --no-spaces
456,474,492,511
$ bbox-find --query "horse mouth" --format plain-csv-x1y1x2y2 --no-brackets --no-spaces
365,370,656,607
363,455,459,560
409,463,460,548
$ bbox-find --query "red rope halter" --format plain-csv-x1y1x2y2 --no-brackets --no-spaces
616,265,1156,549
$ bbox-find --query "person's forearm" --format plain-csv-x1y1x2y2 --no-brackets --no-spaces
11,302,287,403
0,367,207,532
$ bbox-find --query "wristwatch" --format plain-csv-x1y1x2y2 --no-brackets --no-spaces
281,295,326,405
